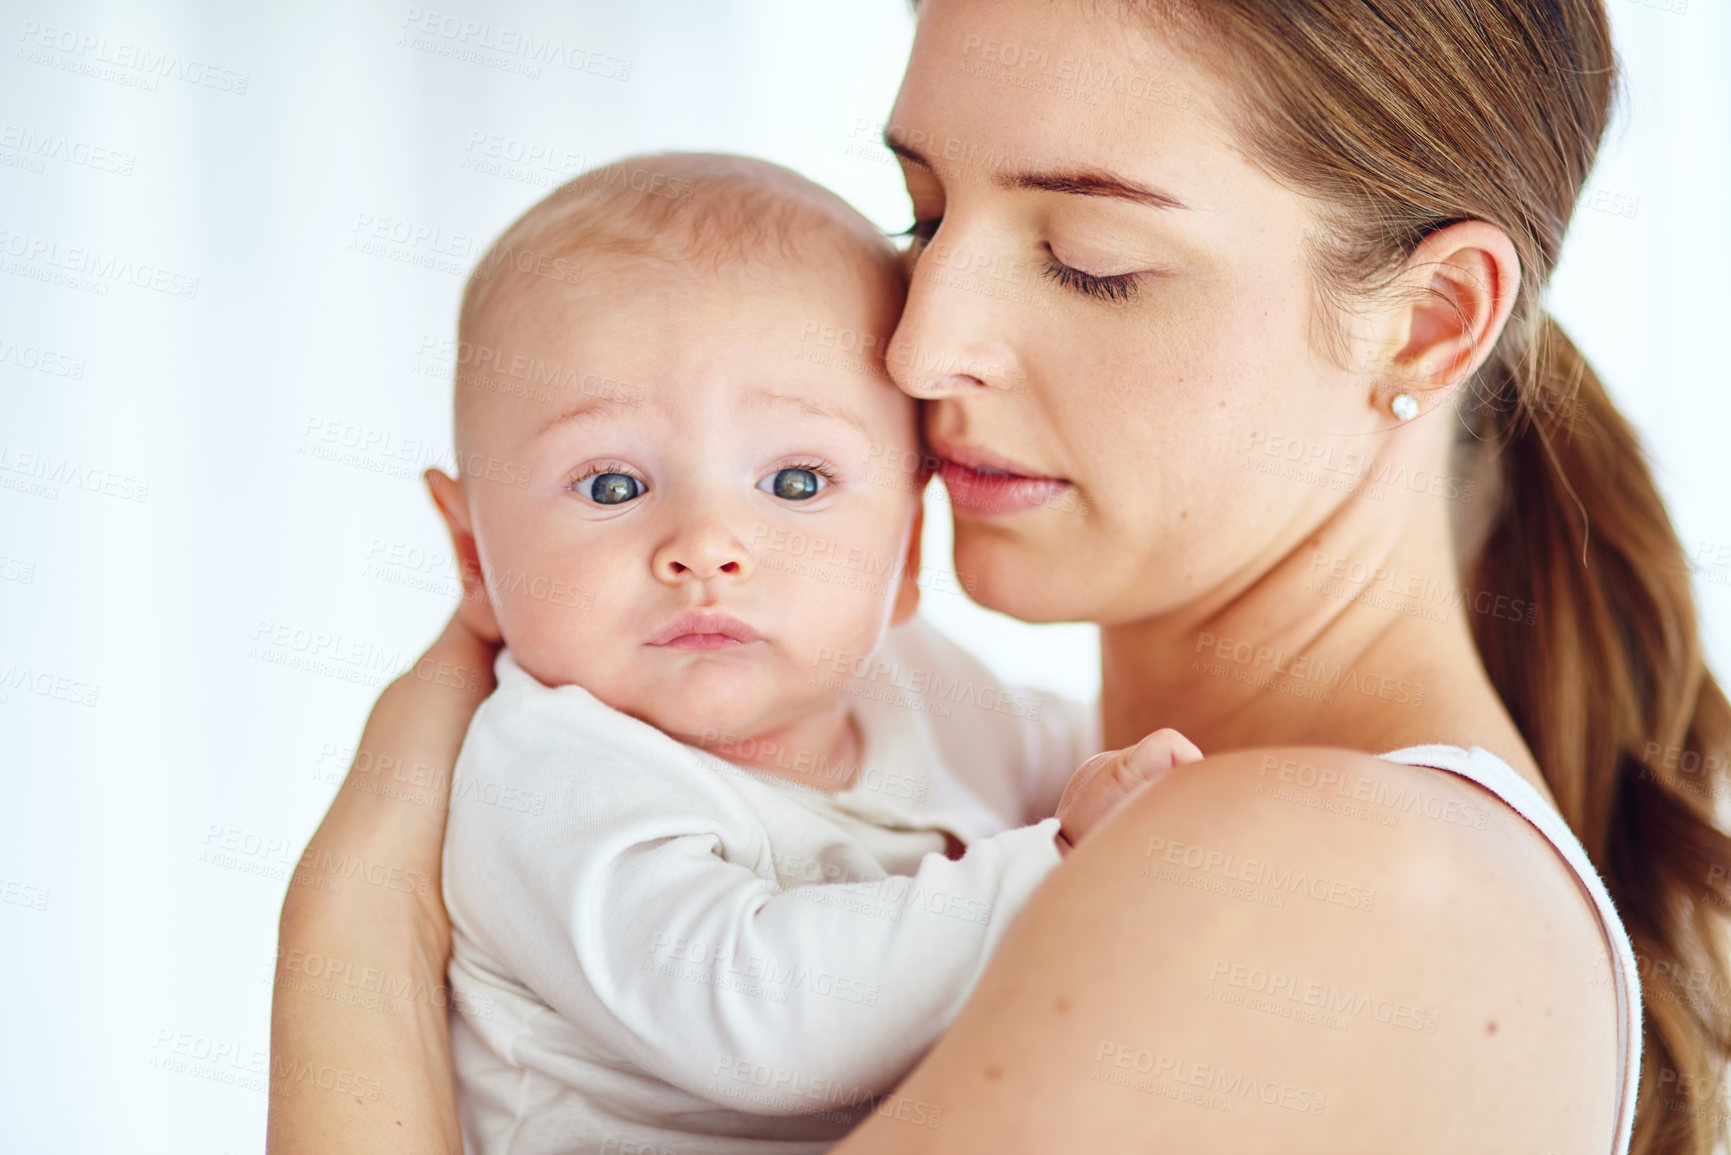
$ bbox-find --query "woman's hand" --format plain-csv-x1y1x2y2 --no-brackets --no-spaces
267,613,498,1155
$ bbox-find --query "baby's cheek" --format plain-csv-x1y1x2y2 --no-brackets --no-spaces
779,593,892,686
496,590,612,688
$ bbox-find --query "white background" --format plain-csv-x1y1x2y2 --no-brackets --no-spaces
1,1,1725,1150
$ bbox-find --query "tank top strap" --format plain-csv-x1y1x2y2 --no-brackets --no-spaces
1380,744,1640,1153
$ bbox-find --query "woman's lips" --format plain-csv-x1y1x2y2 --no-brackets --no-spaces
932,442,1070,517
648,611,762,652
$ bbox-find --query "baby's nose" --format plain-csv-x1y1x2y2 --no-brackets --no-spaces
652,525,753,584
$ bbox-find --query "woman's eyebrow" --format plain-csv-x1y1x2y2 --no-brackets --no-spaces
1002,168,1189,211
886,137,1189,211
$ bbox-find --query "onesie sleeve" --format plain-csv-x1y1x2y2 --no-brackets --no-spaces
565,819,1063,1114
1017,691,1103,823
444,667,1066,1117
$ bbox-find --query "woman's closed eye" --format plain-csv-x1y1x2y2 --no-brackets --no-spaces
1042,244,1142,303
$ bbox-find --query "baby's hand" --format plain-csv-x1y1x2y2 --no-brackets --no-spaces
1055,728,1203,854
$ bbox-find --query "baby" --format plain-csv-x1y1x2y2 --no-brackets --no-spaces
430,153,1196,1155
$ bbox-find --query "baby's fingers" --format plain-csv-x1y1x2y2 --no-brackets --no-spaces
1118,727,1204,784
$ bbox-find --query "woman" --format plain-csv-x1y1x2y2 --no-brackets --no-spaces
269,1,1731,1151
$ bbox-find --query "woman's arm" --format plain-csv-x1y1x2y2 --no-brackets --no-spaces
832,748,1622,1153
267,615,497,1155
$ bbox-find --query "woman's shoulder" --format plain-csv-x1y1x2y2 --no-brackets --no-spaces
833,746,1622,1154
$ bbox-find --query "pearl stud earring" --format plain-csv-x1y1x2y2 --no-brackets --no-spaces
1391,393,1419,422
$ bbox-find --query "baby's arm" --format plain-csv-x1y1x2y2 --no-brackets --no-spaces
582,823,1062,1112
460,813,1063,1117
444,680,1068,1119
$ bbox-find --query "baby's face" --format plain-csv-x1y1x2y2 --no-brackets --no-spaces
460,253,921,744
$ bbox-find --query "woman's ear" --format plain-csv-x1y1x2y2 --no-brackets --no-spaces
425,469,504,644
1384,220,1522,415
890,501,925,626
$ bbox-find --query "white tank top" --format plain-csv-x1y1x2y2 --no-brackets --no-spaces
1381,745,1640,1153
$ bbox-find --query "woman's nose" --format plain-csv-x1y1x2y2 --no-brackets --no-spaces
887,237,1024,399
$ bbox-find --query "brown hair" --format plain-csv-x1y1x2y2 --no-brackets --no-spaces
1126,0,1731,1147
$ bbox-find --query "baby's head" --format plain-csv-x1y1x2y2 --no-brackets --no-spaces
429,153,924,747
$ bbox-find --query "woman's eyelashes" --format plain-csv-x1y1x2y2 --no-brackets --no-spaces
1042,245,1142,303
902,219,1142,302
899,217,941,251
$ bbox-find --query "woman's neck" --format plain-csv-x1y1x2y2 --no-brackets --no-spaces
1099,480,1542,788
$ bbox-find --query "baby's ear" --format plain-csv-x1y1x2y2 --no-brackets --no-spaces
425,469,504,644
890,501,924,626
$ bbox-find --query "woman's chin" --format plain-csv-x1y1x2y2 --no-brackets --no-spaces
950,523,1108,624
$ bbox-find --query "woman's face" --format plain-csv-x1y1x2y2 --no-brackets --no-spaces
887,0,1399,626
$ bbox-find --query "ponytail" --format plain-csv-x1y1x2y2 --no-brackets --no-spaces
1469,314,1731,1150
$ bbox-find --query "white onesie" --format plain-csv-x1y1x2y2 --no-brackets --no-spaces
445,617,1096,1155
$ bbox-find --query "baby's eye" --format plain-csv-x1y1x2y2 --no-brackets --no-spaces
758,467,826,501
582,472,645,505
